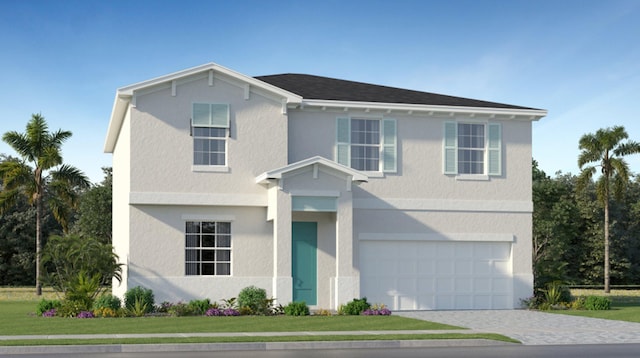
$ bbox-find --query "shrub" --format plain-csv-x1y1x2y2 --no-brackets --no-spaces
284,301,310,316
220,297,237,309
77,311,95,319
362,303,392,316
36,299,61,316
58,299,90,317
42,309,57,317
341,297,371,315
126,296,151,317
166,302,192,317
585,295,611,310
237,286,268,315
156,301,174,313
93,294,122,311
93,307,119,318
570,297,586,310
540,281,571,306
124,286,154,314
520,296,542,310
314,308,332,316
205,308,240,316
188,298,211,315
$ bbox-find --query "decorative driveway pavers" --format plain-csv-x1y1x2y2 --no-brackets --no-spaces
397,310,640,345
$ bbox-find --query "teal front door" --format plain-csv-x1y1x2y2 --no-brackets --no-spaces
292,222,317,305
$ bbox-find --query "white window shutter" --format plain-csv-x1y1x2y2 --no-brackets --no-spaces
444,122,457,174
382,118,397,173
488,123,502,176
192,103,211,126
192,103,230,128
210,104,230,127
336,117,350,166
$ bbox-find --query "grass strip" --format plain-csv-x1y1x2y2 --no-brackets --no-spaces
0,333,519,346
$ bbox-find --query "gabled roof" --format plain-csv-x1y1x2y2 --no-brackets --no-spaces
104,63,302,153
255,156,368,184
255,74,536,110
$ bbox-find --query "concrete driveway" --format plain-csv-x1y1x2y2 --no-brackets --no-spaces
397,310,640,345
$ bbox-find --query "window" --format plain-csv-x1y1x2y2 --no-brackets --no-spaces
192,103,229,166
336,117,397,172
444,122,502,176
458,123,485,174
351,119,380,171
185,221,231,276
193,127,226,166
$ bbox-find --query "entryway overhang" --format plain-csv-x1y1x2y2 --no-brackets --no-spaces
255,156,368,186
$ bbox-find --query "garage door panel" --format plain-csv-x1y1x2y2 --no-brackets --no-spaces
418,261,435,274
436,261,454,274
455,261,473,274
455,244,473,258
360,241,513,310
474,261,492,274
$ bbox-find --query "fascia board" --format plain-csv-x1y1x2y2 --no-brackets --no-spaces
301,99,548,120
104,94,131,153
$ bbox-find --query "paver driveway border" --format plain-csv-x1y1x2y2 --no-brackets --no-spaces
397,310,640,345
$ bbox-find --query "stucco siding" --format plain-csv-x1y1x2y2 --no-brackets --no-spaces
129,75,287,194
126,205,274,303
288,109,532,202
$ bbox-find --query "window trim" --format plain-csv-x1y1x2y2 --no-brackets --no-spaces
184,220,232,277
335,117,397,174
191,103,230,169
443,121,502,177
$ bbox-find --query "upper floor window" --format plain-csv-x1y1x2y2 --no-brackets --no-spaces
336,117,397,173
444,122,502,176
192,103,229,167
185,221,231,276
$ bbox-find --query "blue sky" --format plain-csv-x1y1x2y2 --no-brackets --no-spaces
1,0,639,183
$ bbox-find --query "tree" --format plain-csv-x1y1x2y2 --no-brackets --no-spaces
41,234,122,308
72,167,112,244
0,114,90,295
577,126,640,292
532,162,580,290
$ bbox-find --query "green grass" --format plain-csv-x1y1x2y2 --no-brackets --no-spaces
552,289,640,323
0,333,519,346
0,301,461,336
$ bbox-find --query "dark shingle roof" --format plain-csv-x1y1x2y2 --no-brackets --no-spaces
255,73,535,110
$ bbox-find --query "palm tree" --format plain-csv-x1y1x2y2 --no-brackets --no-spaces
577,126,640,293
0,114,90,295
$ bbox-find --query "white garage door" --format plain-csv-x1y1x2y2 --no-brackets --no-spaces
360,240,513,310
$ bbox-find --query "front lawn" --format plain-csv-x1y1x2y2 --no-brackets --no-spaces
0,301,462,336
552,289,640,323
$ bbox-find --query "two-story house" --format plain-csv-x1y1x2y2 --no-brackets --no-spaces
104,62,546,310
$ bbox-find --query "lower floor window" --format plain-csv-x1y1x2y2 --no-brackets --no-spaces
185,221,231,276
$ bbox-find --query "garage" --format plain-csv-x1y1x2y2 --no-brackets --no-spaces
360,240,513,310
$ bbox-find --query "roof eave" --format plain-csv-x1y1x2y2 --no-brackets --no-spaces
298,99,547,120
103,93,131,153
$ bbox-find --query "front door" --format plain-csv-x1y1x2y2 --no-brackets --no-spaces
292,222,317,305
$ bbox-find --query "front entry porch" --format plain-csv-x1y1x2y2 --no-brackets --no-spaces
255,156,367,309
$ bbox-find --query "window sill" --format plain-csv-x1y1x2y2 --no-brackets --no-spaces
455,174,489,181
192,165,230,173
363,171,385,178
